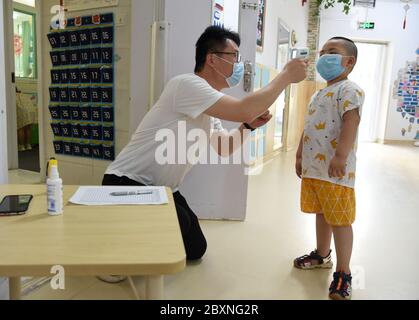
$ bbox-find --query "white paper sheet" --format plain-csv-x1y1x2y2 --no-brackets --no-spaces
69,186,169,206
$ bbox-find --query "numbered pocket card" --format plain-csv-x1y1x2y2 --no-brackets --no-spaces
48,13,115,161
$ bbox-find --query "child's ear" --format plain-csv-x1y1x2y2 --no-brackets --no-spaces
345,56,356,68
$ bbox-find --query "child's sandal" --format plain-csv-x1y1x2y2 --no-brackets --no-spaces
294,249,333,270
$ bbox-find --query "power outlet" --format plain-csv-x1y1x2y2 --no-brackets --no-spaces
115,13,127,26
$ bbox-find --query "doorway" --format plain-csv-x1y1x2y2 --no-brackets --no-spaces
12,0,40,173
350,41,387,143
274,19,290,150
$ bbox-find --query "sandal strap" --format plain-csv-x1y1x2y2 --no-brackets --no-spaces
296,249,330,266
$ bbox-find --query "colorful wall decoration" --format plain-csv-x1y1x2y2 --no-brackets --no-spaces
393,47,419,140
212,0,225,27
47,13,115,161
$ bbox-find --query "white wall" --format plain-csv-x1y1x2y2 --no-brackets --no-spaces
165,0,213,80
0,0,10,301
319,1,419,141
129,0,155,134
256,0,309,69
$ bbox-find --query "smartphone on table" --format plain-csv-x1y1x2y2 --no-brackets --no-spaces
0,195,33,216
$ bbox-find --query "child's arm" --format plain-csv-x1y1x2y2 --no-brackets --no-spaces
296,133,304,178
328,110,360,178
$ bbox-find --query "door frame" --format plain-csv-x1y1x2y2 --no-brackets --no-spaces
4,0,45,176
275,18,291,151
352,38,391,143
1,1,10,183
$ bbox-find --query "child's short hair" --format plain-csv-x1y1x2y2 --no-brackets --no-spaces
329,37,358,60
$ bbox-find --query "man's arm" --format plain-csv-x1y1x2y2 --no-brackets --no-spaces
205,59,307,123
328,109,361,178
210,111,272,157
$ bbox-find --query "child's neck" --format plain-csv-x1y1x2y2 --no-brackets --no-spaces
327,74,348,87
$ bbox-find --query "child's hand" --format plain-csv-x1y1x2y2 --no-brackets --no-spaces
296,157,302,179
328,155,347,179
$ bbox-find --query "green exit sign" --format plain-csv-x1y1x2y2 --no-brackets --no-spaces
359,22,375,29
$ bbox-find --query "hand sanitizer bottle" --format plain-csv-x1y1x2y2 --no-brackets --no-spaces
47,158,63,216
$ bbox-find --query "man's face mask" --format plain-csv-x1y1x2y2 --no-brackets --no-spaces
316,54,348,81
213,55,244,88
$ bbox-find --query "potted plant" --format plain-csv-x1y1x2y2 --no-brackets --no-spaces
316,0,353,14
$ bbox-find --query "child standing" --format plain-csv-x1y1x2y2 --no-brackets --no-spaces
294,37,365,300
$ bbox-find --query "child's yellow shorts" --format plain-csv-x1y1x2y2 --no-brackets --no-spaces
301,178,356,227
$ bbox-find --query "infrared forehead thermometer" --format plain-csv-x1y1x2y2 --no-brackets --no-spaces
290,48,310,59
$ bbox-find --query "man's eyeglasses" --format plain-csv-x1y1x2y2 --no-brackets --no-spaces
211,51,242,63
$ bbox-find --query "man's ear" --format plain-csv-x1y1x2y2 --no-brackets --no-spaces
206,53,215,68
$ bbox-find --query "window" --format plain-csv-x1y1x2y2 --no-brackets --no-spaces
13,10,37,79
353,0,376,8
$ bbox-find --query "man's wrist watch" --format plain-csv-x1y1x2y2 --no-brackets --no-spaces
243,123,256,132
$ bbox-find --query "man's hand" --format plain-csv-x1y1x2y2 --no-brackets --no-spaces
282,59,308,84
296,157,302,179
328,155,347,179
247,111,273,129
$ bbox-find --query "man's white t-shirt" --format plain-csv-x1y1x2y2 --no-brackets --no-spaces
105,73,225,192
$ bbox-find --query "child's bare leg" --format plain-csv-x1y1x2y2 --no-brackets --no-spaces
316,214,333,257
332,226,353,274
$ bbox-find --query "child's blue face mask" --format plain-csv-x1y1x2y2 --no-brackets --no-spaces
316,54,346,81
213,55,244,88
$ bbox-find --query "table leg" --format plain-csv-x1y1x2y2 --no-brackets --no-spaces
145,275,163,300
128,276,141,300
9,277,21,300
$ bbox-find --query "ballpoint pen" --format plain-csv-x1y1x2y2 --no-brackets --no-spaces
110,191,154,196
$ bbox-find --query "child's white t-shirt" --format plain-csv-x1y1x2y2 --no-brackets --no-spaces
302,80,365,189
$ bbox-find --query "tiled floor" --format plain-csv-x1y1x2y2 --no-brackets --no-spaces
19,142,419,300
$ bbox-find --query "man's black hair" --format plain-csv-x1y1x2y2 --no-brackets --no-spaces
195,26,241,73
329,36,358,60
